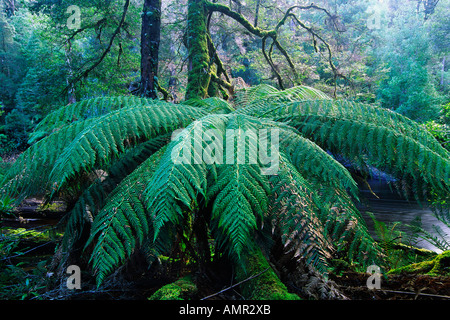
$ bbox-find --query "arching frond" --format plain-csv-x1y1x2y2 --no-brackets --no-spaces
278,127,358,197
234,84,331,115
268,154,332,275
29,96,154,143
144,115,233,239
87,147,167,285
256,99,450,198
184,97,235,114
50,103,207,193
1,118,98,200
60,136,170,254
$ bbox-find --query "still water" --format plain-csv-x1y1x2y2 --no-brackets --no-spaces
358,180,450,253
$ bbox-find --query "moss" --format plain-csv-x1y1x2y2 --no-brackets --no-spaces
37,202,65,212
236,246,301,300
1,227,62,242
388,251,450,276
205,2,271,38
185,0,211,100
148,275,198,300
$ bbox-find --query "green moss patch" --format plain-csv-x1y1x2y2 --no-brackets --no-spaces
237,247,301,300
388,251,450,276
148,275,198,300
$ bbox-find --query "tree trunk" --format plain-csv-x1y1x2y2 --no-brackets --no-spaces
140,0,161,99
185,0,211,100
236,244,301,300
65,42,76,104
254,0,261,27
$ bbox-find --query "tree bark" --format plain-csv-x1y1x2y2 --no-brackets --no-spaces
236,244,301,300
140,0,161,99
185,0,211,100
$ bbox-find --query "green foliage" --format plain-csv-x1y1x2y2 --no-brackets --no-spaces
0,226,61,300
2,84,449,290
372,4,445,122
0,194,15,217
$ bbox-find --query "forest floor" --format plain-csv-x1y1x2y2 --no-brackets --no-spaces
330,272,450,300
1,198,450,300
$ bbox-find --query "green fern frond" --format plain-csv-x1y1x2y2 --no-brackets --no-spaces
259,100,450,198
278,127,358,197
234,84,331,116
60,136,170,254
206,115,271,259
268,153,332,275
50,103,207,193
184,97,235,114
208,162,270,259
87,147,166,285
1,118,98,200
144,117,222,238
29,96,154,143
233,84,280,108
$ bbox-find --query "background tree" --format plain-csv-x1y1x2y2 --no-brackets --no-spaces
139,0,162,98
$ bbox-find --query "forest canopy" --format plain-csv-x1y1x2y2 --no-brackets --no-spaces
0,0,449,154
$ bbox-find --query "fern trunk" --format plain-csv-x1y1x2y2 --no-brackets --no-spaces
236,245,301,300
185,0,211,100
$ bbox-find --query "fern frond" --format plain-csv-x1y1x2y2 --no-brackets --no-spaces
29,96,154,143
87,147,166,285
50,103,207,193
306,117,449,196
208,163,270,259
60,136,170,254
144,117,224,238
206,115,271,259
261,100,450,198
278,127,358,197
184,97,235,114
268,153,332,275
234,84,331,116
233,84,280,109
1,118,98,200
319,187,383,267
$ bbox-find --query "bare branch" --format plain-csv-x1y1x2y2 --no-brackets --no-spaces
62,0,130,97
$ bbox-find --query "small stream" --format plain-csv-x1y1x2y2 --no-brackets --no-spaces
358,179,450,253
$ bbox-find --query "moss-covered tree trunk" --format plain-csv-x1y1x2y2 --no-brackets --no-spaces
140,0,161,98
185,0,212,100
236,245,301,300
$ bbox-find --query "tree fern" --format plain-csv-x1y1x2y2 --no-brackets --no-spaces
2,84,449,296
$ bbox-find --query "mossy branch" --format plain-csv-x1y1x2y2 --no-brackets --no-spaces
205,1,349,94
62,0,131,97
205,1,276,38
205,1,296,87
